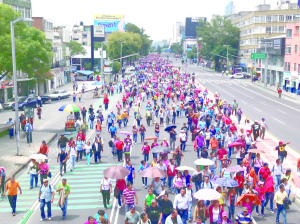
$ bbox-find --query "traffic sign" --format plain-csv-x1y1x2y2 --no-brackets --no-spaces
251,53,267,59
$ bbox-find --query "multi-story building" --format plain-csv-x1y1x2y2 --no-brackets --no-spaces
229,3,300,86
0,0,31,19
173,22,185,43
284,23,300,93
32,17,71,92
72,23,91,46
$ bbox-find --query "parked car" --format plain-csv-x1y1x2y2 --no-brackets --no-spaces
3,97,26,109
48,90,70,100
12,96,39,110
128,66,135,71
233,73,244,79
28,94,51,104
242,72,251,79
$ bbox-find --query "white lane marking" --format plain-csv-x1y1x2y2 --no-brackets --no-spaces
260,102,268,106
237,85,300,112
272,117,285,125
226,85,254,99
277,110,287,115
240,100,247,104
210,83,235,97
254,107,262,112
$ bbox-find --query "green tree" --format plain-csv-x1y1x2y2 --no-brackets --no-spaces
171,43,183,55
94,42,108,51
157,45,162,54
107,31,142,61
125,23,141,34
69,41,87,57
84,62,92,70
197,15,239,71
108,61,121,74
0,4,53,81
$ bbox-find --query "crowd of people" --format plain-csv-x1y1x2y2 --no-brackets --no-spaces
0,55,297,224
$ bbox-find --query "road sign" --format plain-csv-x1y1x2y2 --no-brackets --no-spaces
251,53,267,59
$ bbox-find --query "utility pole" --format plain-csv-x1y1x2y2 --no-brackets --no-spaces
226,45,229,73
265,45,268,87
101,41,104,82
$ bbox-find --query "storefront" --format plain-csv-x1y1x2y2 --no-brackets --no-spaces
283,72,291,91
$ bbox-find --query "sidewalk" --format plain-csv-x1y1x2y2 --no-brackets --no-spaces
196,79,300,206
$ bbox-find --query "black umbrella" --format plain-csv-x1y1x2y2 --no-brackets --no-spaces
164,125,177,132
151,146,172,153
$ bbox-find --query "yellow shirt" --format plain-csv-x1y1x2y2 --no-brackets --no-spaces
218,192,225,205
274,190,288,205
281,174,293,184
6,181,20,196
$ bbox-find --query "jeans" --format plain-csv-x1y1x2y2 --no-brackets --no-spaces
180,141,186,151
111,146,116,158
59,162,66,174
104,103,108,110
228,204,235,218
89,121,94,129
86,152,91,164
26,132,32,143
177,209,188,224
123,118,128,127
133,134,137,143
210,168,216,177
155,132,159,138
256,200,265,215
102,190,110,208
279,155,285,164
218,160,222,173
188,201,192,220
70,155,76,170
59,198,68,218
117,150,123,161
94,151,101,163
276,204,286,224
127,178,133,185
8,195,17,214
197,146,202,157
144,153,149,162
168,176,175,193
195,181,201,191
161,213,170,224
110,132,115,138
274,175,281,191
125,203,134,213
264,192,274,211
228,147,234,158
153,153,158,159
29,174,38,188
76,150,83,161
118,190,123,206
170,139,176,150
142,177,148,187
141,133,145,142
40,199,51,219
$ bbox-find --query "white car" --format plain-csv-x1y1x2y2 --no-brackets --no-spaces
49,90,70,100
128,66,135,71
233,73,244,79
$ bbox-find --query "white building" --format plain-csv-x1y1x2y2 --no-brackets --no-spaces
72,23,92,46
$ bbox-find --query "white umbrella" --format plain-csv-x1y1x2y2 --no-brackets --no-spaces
30,154,48,161
175,166,195,172
194,158,214,166
194,189,222,201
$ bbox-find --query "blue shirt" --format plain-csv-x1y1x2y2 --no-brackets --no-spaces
24,123,32,132
110,113,115,120
109,126,117,133
89,114,95,121
107,117,114,124
126,165,135,179
40,184,54,202
235,212,253,224
76,140,84,151
0,169,5,177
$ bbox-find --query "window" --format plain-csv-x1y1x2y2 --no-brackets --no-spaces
285,62,287,71
272,26,278,33
286,29,292,37
272,15,278,22
293,14,300,21
278,26,285,33
266,16,272,22
255,16,260,23
260,16,265,23
298,65,300,73
279,15,285,22
285,45,291,54
296,45,298,54
296,26,300,35
288,63,291,71
294,63,297,71
266,27,271,33
286,15,292,21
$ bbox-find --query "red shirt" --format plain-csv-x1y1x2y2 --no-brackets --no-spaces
116,179,126,190
76,133,86,141
230,126,237,132
217,149,228,160
142,145,151,154
39,145,49,154
234,175,244,188
104,97,109,104
115,141,124,150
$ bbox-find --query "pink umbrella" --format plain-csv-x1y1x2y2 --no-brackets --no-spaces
228,142,244,147
139,167,166,178
103,165,130,179
225,166,245,173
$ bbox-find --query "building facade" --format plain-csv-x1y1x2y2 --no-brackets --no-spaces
72,24,91,46
284,23,300,93
0,0,31,18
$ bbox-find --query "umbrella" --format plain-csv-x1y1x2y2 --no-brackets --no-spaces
139,167,166,178
194,189,222,201
165,125,176,132
248,148,265,154
215,178,239,188
176,166,195,172
225,166,245,173
30,154,48,161
193,88,202,92
151,146,171,154
236,193,261,206
228,142,244,148
144,136,158,141
59,104,82,112
92,81,104,85
103,165,130,179
194,158,214,166
192,113,201,119
119,131,132,135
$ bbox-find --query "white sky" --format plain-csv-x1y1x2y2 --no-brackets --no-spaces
31,0,287,41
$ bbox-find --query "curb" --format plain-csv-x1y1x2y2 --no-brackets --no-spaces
6,133,58,182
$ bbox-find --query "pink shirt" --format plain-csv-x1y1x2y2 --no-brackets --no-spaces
173,177,183,187
39,163,49,174
162,160,170,168
217,149,228,160
242,201,253,214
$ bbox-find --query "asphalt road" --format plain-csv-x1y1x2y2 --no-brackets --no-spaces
172,60,300,154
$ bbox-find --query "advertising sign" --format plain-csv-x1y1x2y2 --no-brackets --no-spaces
0,80,13,89
94,25,105,38
94,14,125,33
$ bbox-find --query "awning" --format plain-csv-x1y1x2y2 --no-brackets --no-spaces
76,70,94,75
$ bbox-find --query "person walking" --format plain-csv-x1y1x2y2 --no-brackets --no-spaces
39,179,54,221
179,130,187,152
235,207,253,224
69,142,77,172
142,142,151,162
100,176,112,209
27,159,39,189
274,184,288,224
173,188,189,224
56,178,70,220
115,137,124,162
39,160,50,186
138,160,149,188
115,178,126,209
275,141,290,164
84,141,92,165
139,124,146,142
271,159,284,191
24,120,33,143
124,135,132,164
2,177,22,216
57,149,68,176
57,134,69,152
259,118,268,140
169,128,177,151
0,167,6,195
122,183,138,212
167,159,178,194
7,118,14,139
37,106,42,119
126,161,136,184
75,137,84,162
92,138,103,164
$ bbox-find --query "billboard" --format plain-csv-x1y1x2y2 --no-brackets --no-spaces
94,14,125,33
0,80,13,89
94,25,105,38
257,38,285,56
185,17,206,38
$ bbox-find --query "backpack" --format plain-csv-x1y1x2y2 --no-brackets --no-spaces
40,184,52,193
201,181,213,189
109,140,113,147
0,167,5,173
192,173,202,183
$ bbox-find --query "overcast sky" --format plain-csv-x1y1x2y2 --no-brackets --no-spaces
32,0,282,41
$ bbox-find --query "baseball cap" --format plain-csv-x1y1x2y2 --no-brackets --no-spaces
130,205,135,209
279,141,283,144
242,207,248,212
151,199,156,203
222,212,228,217
43,179,48,183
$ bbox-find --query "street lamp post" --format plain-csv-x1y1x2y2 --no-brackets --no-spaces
121,42,126,67
11,17,33,156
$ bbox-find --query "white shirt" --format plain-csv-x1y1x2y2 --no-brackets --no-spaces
173,194,189,210
186,189,193,202
69,147,77,156
179,133,187,141
260,120,267,128
76,119,83,127
101,178,112,190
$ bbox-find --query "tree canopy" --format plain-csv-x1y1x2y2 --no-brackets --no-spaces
0,4,53,81
197,15,240,71
69,40,87,57
171,43,183,55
